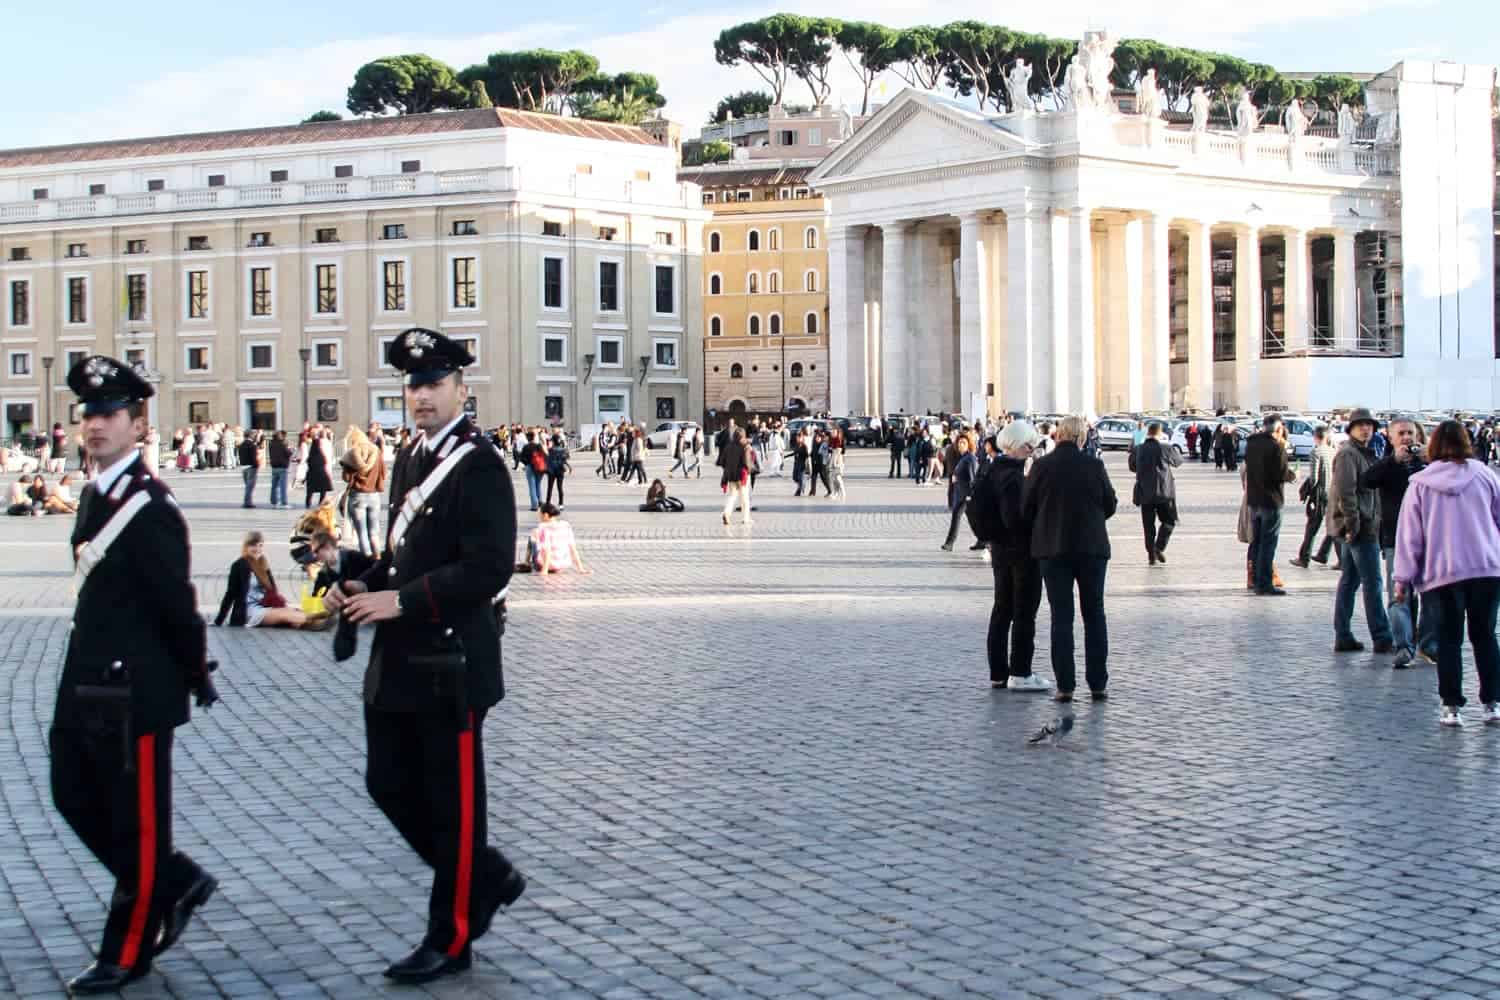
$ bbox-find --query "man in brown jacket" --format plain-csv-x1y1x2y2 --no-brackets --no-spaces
1327,408,1393,652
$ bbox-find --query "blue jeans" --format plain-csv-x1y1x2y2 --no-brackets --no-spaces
524,468,542,508
1334,539,1393,644
241,466,258,506
1248,505,1281,592
269,468,288,507
1383,546,1437,656
349,492,382,556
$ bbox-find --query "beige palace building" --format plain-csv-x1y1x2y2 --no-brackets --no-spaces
0,108,706,438
678,161,829,419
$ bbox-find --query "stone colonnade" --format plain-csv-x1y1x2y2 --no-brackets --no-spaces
828,208,1370,417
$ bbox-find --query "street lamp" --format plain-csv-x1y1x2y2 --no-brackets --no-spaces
40,356,53,430
297,347,311,426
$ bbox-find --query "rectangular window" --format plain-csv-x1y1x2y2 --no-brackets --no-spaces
66,349,88,371
599,261,619,312
542,334,566,366
702,192,715,205
543,221,562,238
654,265,675,315
334,164,353,178
124,348,146,369
315,264,338,314
67,277,87,324
248,231,271,247
809,128,822,145
382,224,406,240
452,257,476,310
655,230,673,246
452,219,477,236
147,179,165,192
9,280,29,327
10,352,31,376
598,226,618,242
32,188,48,200
383,260,406,312
543,257,564,309
654,340,678,369
735,190,751,202
187,270,208,319
207,174,225,187
314,342,339,368
314,228,338,244
778,130,796,145
127,274,148,321
187,236,208,251
400,160,421,173
270,169,289,183
186,346,210,372
597,337,622,366
126,239,146,254
8,247,29,261
66,243,87,258
188,401,210,424
248,344,274,370
250,267,272,316
89,183,106,196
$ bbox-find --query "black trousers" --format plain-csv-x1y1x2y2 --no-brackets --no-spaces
365,706,515,955
943,500,969,547
888,452,902,477
51,725,205,971
1139,501,1176,555
1431,577,1500,708
545,472,564,505
1040,555,1110,694
988,557,1042,682
1297,498,1334,562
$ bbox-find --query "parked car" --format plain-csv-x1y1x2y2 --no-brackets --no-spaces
645,420,699,450
787,417,839,440
836,416,881,447
1094,418,1139,451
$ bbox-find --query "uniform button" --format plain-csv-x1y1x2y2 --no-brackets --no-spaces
424,506,433,515
397,539,404,548
444,628,454,637
110,660,122,669
388,567,397,577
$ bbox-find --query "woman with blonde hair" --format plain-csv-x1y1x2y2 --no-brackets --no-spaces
214,531,322,629
340,425,386,558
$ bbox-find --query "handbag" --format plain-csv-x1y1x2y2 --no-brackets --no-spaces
261,588,288,609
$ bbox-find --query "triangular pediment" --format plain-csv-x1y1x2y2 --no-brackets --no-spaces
810,90,1032,184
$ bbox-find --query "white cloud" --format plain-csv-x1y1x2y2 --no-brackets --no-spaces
10,1,1423,148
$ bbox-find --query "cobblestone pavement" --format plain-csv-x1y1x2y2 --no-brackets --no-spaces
3,449,1499,999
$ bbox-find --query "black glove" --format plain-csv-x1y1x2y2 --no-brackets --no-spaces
193,658,220,709
333,614,358,662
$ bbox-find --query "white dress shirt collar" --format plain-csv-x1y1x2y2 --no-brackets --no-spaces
423,413,466,453
93,451,140,497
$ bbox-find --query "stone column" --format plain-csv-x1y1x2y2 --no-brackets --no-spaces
958,212,991,421
827,226,866,416
1334,228,1358,350
1185,220,1214,410
881,224,909,415
1145,215,1172,409
1120,217,1145,411
1049,210,1071,412
1003,208,1043,413
1234,226,1262,411
1284,227,1309,353
1067,209,1095,414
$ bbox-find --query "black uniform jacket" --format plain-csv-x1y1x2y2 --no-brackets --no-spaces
359,417,515,713
54,455,207,732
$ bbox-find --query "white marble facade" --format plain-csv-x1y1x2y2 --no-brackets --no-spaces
810,55,1497,416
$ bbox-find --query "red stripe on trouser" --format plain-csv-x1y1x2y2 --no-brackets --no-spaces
118,733,157,969
448,717,475,957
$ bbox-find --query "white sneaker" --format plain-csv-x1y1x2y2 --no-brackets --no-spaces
1440,706,1464,727
1484,704,1500,724
1009,674,1051,692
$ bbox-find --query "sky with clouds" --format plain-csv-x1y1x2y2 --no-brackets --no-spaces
0,0,1492,150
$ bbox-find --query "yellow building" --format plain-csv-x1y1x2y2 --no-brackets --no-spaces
677,162,827,420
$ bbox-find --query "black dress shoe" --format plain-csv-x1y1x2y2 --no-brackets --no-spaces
1334,637,1366,652
472,867,527,939
67,961,149,995
1373,640,1395,653
384,944,471,984
1090,689,1108,701
1255,587,1288,596
156,870,218,956
1154,549,1166,564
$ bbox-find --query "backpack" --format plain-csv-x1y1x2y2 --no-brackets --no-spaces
966,464,1001,542
547,445,567,474
528,447,547,473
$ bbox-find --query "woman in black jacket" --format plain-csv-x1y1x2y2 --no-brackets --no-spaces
304,430,333,509
215,531,310,629
1021,415,1118,702
984,422,1051,692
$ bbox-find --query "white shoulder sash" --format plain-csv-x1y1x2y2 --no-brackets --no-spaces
387,442,476,551
72,490,152,594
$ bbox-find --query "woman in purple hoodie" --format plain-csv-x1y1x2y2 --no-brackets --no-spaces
1393,420,1500,727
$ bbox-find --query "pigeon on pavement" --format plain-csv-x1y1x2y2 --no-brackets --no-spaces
1027,716,1075,747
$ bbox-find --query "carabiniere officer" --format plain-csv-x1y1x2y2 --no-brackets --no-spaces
52,356,219,995
326,327,525,984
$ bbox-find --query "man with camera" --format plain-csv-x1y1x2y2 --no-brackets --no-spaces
324,328,524,985
1362,416,1438,667
51,356,219,994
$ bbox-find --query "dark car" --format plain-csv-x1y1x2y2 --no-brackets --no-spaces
836,416,880,447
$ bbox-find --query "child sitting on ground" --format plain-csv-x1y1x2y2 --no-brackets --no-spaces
639,478,685,512
515,502,591,574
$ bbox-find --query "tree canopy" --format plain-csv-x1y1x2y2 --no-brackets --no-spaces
572,71,668,124
709,91,774,124
301,110,343,124
346,54,471,116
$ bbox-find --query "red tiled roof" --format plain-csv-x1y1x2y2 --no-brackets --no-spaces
677,164,815,189
0,108,659,169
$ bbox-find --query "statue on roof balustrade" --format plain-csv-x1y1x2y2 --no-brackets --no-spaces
1235,92,1260,136
1283,98,1309,139
1135,69,1161,120
1005,59,1035,113
1189,86,1211,132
